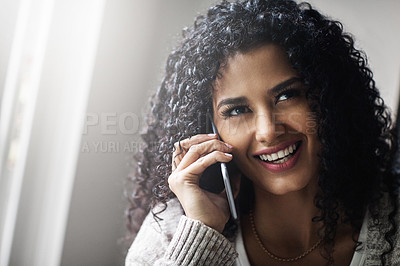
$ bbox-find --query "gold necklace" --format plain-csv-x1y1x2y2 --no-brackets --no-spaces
249,210,322,262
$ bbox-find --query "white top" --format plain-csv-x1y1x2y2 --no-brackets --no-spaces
234,212,368,266
235,225,251,266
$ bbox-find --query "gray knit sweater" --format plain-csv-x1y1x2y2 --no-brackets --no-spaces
126,197,400,265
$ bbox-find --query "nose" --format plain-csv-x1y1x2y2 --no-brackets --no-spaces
254,112,284,144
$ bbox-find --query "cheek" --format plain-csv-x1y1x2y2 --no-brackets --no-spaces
223,131,251,154
280,106,316,133
218,121,252,157
217,116,253,138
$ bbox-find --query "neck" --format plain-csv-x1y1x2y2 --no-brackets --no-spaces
250,184,322,256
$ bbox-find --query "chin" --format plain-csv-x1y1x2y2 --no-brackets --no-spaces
257,177,314,196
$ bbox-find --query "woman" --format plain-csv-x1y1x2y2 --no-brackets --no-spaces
125,0,400,265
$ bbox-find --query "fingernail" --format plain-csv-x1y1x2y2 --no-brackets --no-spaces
224,153,232,157
225,143,233,149
208,133,217,137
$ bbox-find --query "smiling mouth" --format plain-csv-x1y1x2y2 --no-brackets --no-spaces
255,141,302,164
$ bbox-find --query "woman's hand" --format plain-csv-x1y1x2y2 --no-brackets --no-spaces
168,134,236,233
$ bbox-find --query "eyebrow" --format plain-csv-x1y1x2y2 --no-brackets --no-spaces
268,77,302,96
216,96,248,110
216,77,302,110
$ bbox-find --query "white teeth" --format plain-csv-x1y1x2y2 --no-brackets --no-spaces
258,143,299,163
284,148,289,156
274,156,290,164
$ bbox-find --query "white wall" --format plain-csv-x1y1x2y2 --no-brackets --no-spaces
0,0,21,105
1,0,105,266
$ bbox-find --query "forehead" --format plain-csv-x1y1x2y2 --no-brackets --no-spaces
213,44,297,101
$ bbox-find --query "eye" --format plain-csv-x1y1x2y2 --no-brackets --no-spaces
221,105,251,117
275,88,301,104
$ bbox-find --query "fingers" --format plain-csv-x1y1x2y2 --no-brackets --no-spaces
172,134,233,171
168,134,238,232
173,134,217,154
169,133,233,199
169,151,233,191
184,151,233,176
172,134,218,171
176,139,233,171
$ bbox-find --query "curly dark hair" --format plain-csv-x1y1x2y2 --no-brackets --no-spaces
125,0,399,264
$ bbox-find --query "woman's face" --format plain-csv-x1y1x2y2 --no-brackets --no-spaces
212,44,321,196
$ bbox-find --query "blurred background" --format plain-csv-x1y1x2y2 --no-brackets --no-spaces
0,0,399,265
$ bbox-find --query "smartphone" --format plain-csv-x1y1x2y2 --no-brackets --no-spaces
199,119,238,219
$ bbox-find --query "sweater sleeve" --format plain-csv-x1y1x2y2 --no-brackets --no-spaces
125,202,238,266
164,216,238,265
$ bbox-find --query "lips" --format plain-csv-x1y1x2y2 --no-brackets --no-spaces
257,142,299,163
254,141,303,173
